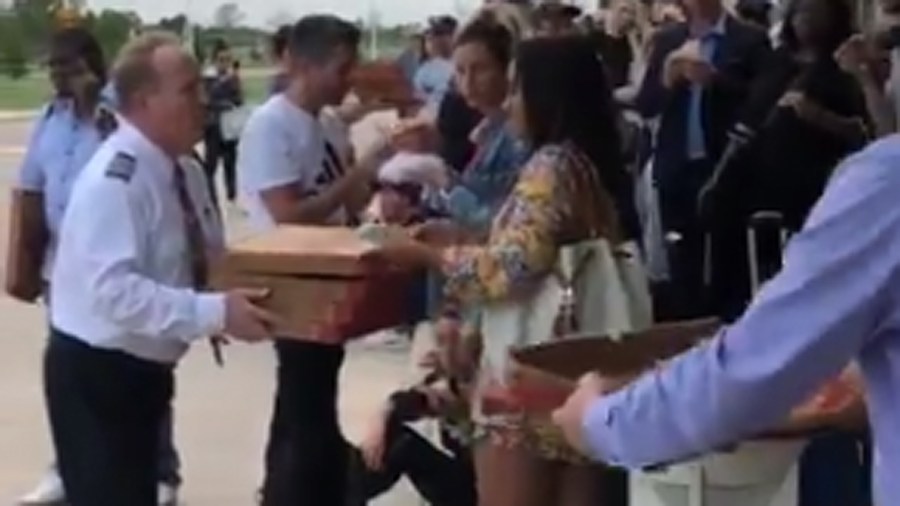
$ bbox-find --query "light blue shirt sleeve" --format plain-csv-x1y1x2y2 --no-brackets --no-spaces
413,65,427,100
16,106,52,191
413,59,453,114
583,148,900,467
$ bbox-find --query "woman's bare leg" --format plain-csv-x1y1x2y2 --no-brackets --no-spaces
474,440,558,506
556,463,610,506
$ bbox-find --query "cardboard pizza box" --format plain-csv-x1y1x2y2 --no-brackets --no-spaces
212,226,417,343
350,60,416,106
507,318,866,436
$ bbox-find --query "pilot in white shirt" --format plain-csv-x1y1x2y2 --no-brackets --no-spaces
43,33,274,506
51,121,225,363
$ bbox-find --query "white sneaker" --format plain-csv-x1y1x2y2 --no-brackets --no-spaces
18,470,177,506
361,329,409,350
158,482,179,506
17,469,65,505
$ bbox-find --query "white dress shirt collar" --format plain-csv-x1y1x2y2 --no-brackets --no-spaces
116,118,179,186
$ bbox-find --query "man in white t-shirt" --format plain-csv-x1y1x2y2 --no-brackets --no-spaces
236,16,383,506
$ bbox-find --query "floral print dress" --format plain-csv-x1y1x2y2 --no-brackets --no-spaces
439,142,600,462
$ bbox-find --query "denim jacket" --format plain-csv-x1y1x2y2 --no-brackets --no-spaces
440,114,529,233
420,115,529,319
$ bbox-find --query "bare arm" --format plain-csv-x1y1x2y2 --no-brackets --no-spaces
259,170,367,225
858,73,895,137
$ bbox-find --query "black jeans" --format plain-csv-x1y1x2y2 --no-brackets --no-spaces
157,405,182,486
799,431,873,506
347,422,477,506
45,329,173,506
262,340,347,506
204,126,237,204
657,158,715,320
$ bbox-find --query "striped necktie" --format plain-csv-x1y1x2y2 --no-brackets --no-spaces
172,164,208,289
173,163,226,364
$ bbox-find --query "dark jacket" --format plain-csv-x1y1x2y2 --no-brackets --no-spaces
723,48,871,230
204,72,243,128
594,31,634,89
636,16,771,190
436,89,483,175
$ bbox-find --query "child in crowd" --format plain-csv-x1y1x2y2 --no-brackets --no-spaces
360,135,451,332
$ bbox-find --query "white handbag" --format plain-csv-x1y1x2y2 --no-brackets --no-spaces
220,105,251,141
480,237,653,388
478,150,653,394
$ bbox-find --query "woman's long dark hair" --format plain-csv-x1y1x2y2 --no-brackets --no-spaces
50,27,107,84
515,35,638,238
779,0,855,55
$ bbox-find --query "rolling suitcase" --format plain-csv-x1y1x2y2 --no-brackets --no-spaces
746,210,790,295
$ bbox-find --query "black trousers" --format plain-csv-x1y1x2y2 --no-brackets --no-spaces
348,422,477,506
45,329,173,506
204,126,237,204
799,431,873,506
657,158,715,321
262,340,347,506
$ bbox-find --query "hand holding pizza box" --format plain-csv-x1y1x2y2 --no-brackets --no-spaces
212,226,417,344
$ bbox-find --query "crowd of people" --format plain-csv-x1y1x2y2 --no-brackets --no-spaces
9,0,900,505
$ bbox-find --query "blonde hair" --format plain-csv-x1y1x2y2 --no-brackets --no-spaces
606,0,652,43
112,31,183,109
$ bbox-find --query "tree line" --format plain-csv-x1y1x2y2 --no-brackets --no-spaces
0,0,271,79
0,0,427,80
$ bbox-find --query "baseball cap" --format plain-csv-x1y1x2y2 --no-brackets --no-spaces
426,15,459,36
534,0,583,20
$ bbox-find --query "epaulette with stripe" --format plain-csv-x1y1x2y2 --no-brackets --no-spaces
105,152,137,182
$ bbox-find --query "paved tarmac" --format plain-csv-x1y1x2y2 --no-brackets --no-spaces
0,117,420,505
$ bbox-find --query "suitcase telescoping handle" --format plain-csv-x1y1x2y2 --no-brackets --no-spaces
747,210,789,295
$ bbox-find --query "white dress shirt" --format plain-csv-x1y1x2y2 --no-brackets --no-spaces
51,121,226,364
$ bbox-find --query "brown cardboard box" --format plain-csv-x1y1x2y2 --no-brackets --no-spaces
4,190,48,303
507,318,866,436
350,61,415,106
212,226,416,344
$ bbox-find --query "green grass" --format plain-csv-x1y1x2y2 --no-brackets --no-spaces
241,73,268,105
0,74,52,110
0,72,271,111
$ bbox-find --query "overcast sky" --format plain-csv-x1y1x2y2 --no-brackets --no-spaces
87,0,489,27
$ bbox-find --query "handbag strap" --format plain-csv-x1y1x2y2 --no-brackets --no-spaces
552,246,596,288
551,246,595,338
564,143,624,246
549,144,633,338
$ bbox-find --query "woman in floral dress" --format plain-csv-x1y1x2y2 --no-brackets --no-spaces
372,35,637,506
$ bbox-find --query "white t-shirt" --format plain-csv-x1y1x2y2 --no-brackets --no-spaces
320,106,352,162
238,94,347,230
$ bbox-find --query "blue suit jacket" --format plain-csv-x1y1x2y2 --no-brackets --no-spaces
636,16,770,193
